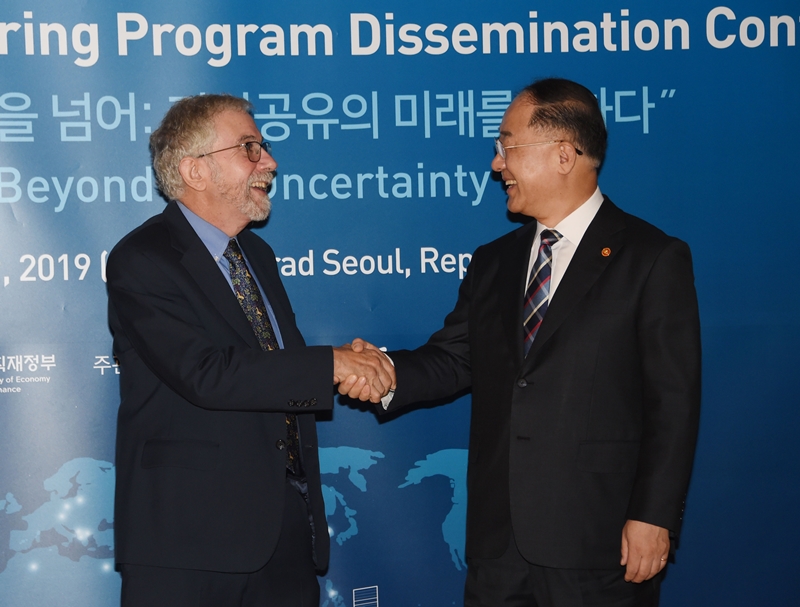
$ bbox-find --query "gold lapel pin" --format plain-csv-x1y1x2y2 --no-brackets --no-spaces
601,247,611,257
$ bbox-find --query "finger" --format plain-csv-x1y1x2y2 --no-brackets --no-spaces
620,534,629,566
337,374,358,395
649,555,667,579
623,560,635,582
378,355,396,383
624,557,645,583
372,369,391,394
367,374,389,399
637,558,658,583
634,562,650,583
346,376,369,399
622,544,644,582
369,386,385,404
370,354,395,389
357,339,389,359
350,338,366,353
634,555,655,583
357,382,372,402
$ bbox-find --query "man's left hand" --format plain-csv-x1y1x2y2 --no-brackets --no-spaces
620,520,669,583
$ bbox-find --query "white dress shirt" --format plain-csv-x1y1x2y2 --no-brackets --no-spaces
526,187,604,302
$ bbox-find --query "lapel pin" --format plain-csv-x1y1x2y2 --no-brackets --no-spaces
601,247,611,257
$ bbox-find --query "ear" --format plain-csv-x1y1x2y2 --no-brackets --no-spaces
556,143,579,175
178,156,208,193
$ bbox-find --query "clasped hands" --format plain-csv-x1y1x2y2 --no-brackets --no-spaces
333,338,395,403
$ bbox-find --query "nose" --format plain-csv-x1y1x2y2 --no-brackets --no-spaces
258,150,277,171
491,151,505,173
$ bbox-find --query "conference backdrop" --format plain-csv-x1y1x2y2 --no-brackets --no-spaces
1,0,798,605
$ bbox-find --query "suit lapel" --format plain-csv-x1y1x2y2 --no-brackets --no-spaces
162,203,261,350
524,198,627,364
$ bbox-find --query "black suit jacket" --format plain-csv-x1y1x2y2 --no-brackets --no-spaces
387,197,701,569
107,202,332,573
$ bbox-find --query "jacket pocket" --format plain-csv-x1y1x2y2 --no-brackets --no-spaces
141,439,220,470
577,440,639,474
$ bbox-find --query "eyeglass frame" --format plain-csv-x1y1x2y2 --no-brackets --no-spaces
494,138,583,159
197,140,273,163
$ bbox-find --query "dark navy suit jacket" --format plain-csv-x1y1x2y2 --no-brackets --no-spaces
387,198,701,569
108,202,332,573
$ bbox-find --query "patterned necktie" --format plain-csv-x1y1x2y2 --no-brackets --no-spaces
523,229,562,357
223,239,303,477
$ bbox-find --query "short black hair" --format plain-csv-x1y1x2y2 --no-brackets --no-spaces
519,78,607,169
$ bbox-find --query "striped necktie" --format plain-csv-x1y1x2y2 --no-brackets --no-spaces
224,239,303,477
523,229,562,357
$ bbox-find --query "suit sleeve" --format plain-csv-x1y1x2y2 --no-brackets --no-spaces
627,239,701,534
385,247,477,411
107,242,334,414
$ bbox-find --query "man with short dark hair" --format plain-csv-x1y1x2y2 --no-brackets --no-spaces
350,77,701,606
108,93,394,607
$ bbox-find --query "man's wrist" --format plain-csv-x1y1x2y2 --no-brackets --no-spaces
380,388,395,410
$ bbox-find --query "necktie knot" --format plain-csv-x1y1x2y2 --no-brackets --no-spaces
539,229,562,248
223,238,243,265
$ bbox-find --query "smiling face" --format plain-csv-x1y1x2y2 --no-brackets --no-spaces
204,110,277,228
491,97,572,225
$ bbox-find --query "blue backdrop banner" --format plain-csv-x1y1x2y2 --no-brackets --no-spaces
1,1,798,605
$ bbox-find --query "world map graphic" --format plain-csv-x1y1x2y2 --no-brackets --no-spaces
0,448,467,606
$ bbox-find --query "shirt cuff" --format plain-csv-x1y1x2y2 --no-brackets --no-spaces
379,350,395,410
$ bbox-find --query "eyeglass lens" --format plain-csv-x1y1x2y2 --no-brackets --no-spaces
245,141,272,162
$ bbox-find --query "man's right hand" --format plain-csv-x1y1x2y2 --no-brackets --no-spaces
332,342,395,403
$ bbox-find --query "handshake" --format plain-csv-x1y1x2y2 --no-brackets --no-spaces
332,338,396,404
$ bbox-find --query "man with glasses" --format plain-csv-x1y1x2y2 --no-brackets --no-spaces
347,77,701,606
107,94,394,607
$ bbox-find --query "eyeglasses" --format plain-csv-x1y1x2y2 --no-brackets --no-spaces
494,138,583,159
198,140,273,163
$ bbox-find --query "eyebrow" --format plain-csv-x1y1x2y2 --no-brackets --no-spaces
235,134,260,144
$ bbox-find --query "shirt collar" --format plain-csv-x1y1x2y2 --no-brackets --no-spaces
176,201,234,262
537,186,604,246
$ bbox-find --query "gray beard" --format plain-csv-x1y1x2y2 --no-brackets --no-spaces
239,192,271,222
209,160,272,222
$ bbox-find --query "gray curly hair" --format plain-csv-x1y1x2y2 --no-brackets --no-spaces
150,94,253,201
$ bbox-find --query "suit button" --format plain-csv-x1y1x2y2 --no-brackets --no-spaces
276,440,286,450
517,379,528,388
